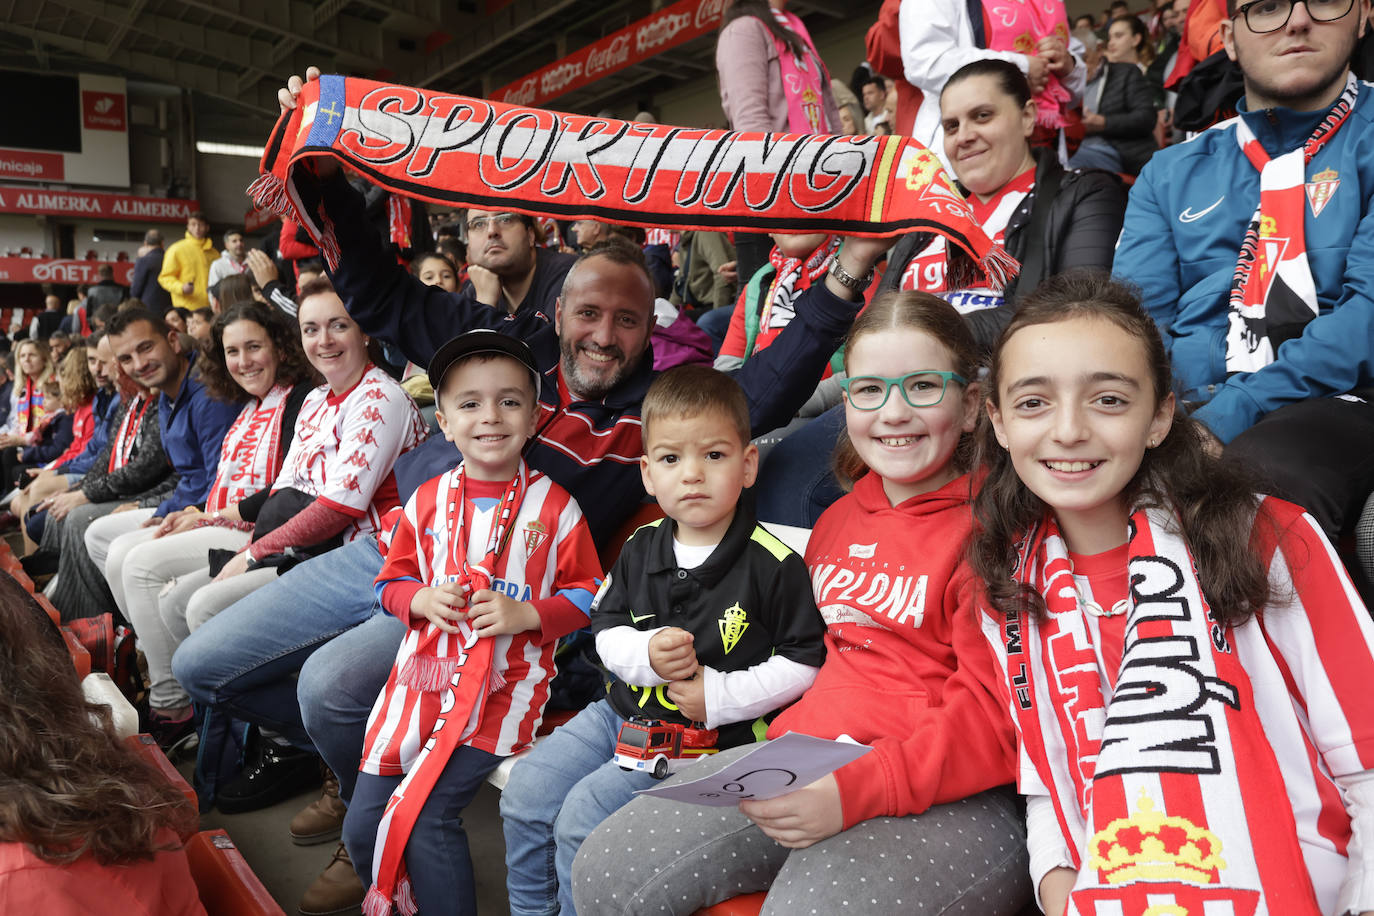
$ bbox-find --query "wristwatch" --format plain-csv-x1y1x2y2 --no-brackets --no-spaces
829,257,874,295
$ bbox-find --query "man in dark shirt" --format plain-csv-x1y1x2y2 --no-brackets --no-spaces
129,229,172,313
463,209,577,321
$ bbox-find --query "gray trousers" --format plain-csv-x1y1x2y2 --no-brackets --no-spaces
571,743,1031,916
45,500,122,622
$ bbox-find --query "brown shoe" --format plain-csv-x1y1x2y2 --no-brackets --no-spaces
298,842,365,916
289,768,346,845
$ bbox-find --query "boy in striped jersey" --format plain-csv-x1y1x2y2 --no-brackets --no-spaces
343,330,601,916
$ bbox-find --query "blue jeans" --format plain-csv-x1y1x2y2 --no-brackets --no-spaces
299,611,405,799
344,745,502,916
754,404,846,528
1068,135,1125,172
695,305,734,355
500,699,660,916
170,536,389,794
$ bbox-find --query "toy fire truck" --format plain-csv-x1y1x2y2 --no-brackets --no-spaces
614,717,719,779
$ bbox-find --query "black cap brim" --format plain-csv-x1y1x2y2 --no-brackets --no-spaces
427,329,541,400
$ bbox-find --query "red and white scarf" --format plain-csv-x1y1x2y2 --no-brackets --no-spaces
361,461,527,916
14,378,47,434
983,0,1073,129
901,165,1034,313
769,9,831,133
205,384,291,515
249,75,1018,291
987,507,1321,915
108,394,150,472
1226,75,1357,374
760,235,840,333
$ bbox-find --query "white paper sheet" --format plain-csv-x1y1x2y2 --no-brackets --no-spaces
632,732,872,806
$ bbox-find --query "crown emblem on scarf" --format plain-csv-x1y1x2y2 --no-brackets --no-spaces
1086,792,1226,885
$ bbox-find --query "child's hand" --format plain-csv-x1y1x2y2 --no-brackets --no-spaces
466,589,540,637
665,668,706,722
739,773,844,849
648,627,698,681
411,583,468,633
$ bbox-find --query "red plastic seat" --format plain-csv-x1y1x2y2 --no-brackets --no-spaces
695,892,767,915
123,734,198,835
597,502,666,571
62,627,91,678
8,566,35,594
185,829,285,916
33,593,59,625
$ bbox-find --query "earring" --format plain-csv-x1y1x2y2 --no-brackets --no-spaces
1147,439,1157,448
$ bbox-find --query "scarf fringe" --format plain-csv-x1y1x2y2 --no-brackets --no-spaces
246,173,294,222
362,885,393,916
397,653,463,694
979,246,1020,294
396,877,419,916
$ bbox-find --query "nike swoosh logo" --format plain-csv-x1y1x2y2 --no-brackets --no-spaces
1179,197,1224,223
629,610,655,624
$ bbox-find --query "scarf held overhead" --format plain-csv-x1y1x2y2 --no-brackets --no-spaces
987,507,1321,915
248,74,1016,290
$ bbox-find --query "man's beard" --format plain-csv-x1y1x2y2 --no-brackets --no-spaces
559,336,635,401
1235,31,1356,108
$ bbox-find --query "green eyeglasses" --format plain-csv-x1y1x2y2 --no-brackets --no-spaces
840,370,968,411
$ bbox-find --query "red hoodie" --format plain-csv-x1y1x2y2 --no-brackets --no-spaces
768,471,1016,829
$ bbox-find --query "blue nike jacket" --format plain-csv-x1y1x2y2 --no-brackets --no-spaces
1113,83,1374,443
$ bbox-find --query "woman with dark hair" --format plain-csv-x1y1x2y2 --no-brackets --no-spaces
0,573,204,912
753,59,1126,529
209,273,256,313
715,0,841,296
882,59,1126,340
970,271,1374,914
108,301,317,747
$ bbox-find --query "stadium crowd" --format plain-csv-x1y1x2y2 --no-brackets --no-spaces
4,0,1374,914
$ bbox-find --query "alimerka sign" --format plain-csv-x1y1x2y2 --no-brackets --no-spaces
0,185,199,222
492,0,725,108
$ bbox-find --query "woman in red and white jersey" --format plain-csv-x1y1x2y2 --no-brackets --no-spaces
162,277,427,638
109,301,318,747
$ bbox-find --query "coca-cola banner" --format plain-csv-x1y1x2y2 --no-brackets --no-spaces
0,185,199,222
0,257,136,286
493,0,725,108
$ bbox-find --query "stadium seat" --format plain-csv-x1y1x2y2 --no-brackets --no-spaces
122,734,198,834
8,566,35,595
597,501,665,571
62,627,91,678
33,593,59,625
185,829,285,916
486,707,578,791
694,892,766,915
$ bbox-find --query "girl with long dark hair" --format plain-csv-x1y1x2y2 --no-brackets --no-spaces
971,271,1374,915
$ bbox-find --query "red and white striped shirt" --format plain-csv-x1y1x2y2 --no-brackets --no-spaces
1004,500,1374,913
361,467,601,774
273,365,427,542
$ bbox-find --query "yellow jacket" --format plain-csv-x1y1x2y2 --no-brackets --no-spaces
158,232,218,310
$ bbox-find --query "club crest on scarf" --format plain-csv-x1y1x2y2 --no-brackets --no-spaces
1078,791,1260,916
